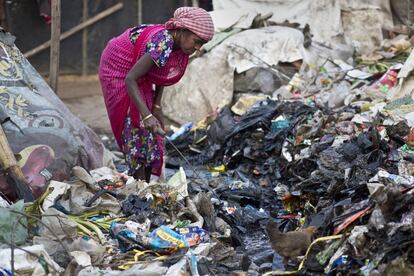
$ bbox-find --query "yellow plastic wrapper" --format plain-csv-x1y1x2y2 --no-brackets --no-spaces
207,165,226,172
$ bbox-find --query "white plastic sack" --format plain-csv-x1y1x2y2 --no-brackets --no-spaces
0,244,63,275
162,26,304,124
213,0,393,53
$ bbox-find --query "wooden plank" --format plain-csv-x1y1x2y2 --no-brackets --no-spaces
24,2,124,58
49,0,61,93
82,0,88,76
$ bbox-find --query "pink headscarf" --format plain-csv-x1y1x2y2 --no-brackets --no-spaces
165,7,215,41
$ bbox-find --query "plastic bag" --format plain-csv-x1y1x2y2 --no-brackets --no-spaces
0,200,27,245
167,122,193,141
110,222,148,252
167,167,188,201
148,226,188,253
176,226,209,247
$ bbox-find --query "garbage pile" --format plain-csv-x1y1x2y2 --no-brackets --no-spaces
161,33,414,274
2,31,414,276
2,3,414,276
0,166,236,275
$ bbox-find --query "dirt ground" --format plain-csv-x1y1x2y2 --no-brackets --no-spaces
59,75,111,134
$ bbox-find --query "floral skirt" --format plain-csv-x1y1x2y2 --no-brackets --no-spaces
121,116,162,175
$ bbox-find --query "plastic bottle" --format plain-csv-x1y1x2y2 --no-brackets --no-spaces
167,122,193,141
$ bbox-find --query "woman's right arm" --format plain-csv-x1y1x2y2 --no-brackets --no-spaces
125,53,160,132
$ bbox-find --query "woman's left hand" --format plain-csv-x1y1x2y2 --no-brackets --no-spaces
153,107,165,130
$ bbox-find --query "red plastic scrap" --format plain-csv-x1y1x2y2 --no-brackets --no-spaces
333,206,372,235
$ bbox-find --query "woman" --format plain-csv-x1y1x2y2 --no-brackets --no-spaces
99,7,214,182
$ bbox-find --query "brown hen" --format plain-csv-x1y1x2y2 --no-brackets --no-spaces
266,220,317,267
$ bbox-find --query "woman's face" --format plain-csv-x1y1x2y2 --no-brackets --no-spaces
179,30,206,55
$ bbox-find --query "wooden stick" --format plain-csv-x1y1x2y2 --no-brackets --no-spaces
0,125,34,201
0,0,7,30
82,0,88,76
137,0,142,25
0,125,16,170
49,0,61,93
24,2,123,58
